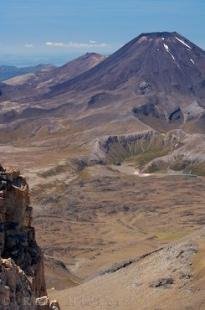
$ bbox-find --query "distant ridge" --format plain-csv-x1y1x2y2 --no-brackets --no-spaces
4,53,106,96
0,64,54,82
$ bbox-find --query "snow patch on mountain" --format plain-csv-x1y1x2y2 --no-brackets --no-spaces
176,37,192,49
163,43,177,63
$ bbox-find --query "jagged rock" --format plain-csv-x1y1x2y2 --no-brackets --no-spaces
36,296,50,309
0,165,60,309
36,297,60,310
49,300,60,310
0,258,36,309
138,81,152,94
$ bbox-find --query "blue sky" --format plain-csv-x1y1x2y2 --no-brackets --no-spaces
0,0,205,66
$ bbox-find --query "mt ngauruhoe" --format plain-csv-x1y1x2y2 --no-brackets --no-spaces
51,32,205,95
1,32,205,133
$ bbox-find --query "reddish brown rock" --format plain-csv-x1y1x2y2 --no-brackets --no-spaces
0,258,36,308
0,165,60,309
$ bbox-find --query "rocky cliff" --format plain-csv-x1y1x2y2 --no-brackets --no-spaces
0,165,59,309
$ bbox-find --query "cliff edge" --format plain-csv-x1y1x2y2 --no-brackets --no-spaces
0,165,60,309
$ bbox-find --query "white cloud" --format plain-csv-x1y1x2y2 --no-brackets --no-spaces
24,43,34,48
45,41,109,49
46,41,64,47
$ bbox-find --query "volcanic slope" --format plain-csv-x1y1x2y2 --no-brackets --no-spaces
51,32,205,93
49,228,205,310
44,32,205,132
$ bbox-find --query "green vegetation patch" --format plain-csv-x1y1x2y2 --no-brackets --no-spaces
127,147,169,169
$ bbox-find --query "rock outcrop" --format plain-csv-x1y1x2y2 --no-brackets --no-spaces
0,165,60,309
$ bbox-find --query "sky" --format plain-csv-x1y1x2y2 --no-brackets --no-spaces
0,0,205,66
